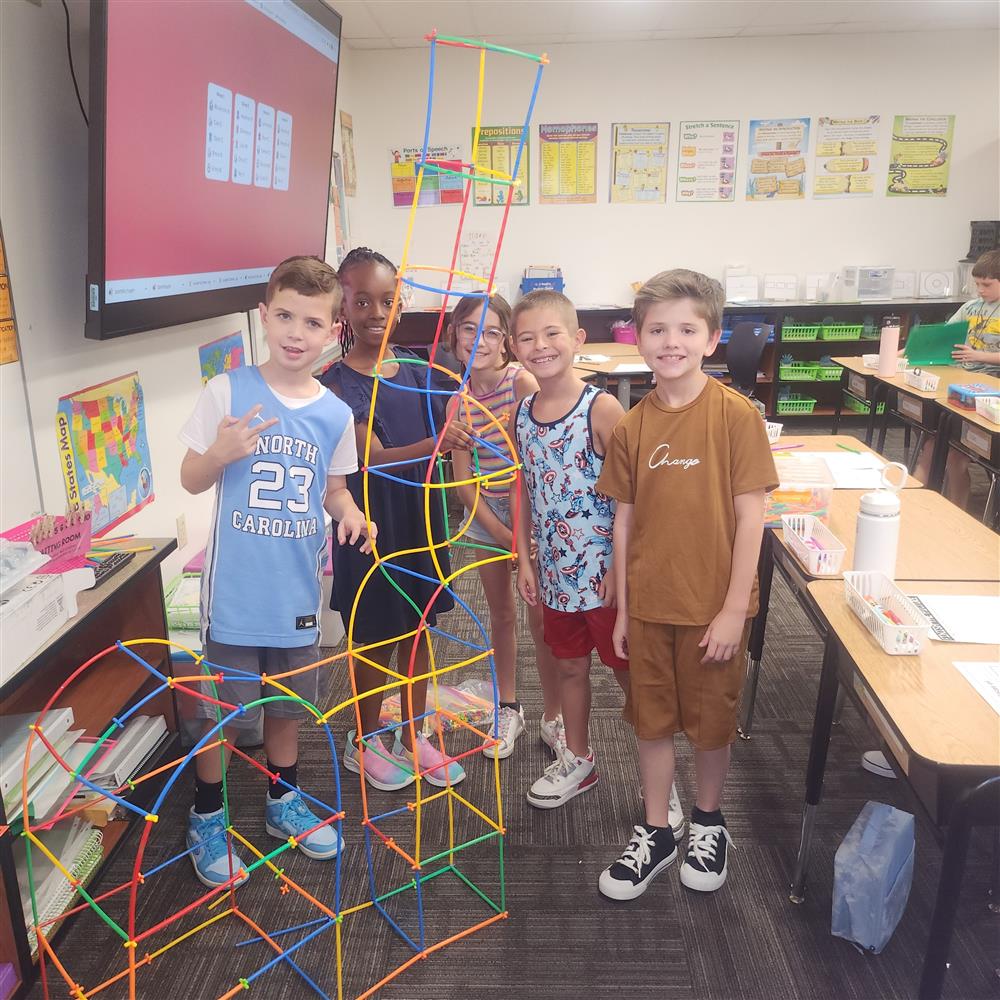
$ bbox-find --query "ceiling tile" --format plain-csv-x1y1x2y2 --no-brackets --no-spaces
337,1,386,39
568,1,668,33
657,1,762,30
471,2,574,36
650,26,743,38
345,36,394,48
368,2,477,39
739,22,839,36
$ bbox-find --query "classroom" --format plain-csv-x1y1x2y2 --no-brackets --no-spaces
0,1,998,998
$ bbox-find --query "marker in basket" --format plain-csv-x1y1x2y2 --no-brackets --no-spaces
864,595,903,626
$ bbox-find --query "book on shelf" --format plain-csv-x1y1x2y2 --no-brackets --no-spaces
3,730,85,825
0,708,75,801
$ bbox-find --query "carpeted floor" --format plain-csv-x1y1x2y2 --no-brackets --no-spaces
29,423,999,1000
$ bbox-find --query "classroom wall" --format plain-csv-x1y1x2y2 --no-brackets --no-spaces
339,30,1000,307
0,0,357,579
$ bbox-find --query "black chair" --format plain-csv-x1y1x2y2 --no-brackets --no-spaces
726,321,772,413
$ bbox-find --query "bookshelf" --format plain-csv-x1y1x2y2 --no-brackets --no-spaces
0,539,178,998
393,298,964,419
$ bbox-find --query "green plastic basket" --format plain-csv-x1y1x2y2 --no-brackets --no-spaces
776,394,818,415
781,324,821,342
779,362,820,381
165,572,202,631
815,365,844,381
842,392,886,415
819,323,863,341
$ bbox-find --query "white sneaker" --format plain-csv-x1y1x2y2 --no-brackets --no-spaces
679,820,734,893
538,714,565,754
482,705,526,760
526,745,598,809
638,781,686,841
861,750,897,779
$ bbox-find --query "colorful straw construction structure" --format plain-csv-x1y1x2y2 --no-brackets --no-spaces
24,32,545,1000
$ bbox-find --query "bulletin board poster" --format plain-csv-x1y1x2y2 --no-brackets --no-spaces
199,332,246,384
330,151,350,264
813,116,880,198
746,118,810,201
55,372,155,536
0,225,17,365
886,115,955,197
676,120,739,202
609,123,669,204
389,145,464,207
539,123,598,205
472,126,529,206
340,110,357,196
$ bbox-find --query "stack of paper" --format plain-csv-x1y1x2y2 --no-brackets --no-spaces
84,715,168,790
0,709,76,818
13,817,103,955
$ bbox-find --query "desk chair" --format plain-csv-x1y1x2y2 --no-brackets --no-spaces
727,321,772,416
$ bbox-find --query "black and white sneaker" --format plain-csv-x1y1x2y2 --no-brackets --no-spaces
679,819,733,892
599,824,677,901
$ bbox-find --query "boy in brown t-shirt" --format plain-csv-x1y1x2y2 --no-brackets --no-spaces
595,269,777,900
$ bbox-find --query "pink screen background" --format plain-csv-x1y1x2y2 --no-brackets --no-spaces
105,2,338,280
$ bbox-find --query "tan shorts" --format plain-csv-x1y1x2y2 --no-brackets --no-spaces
623,618,751,749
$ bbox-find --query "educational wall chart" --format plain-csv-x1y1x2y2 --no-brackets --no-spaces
887,114,955,197
339,110,357,196
472,126,529,206
198,331,245,384
389,144,464,207
609,123,669,204
330,151,350,264
813,116,880,197
55,372,154,535
539,123,598,205
676,120,739,202
0,224,17,365
746,117,810,201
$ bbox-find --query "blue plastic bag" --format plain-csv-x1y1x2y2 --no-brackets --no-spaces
832,801,914,954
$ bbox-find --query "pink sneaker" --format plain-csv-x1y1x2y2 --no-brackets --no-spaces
343,731,414,791
391,733,466,788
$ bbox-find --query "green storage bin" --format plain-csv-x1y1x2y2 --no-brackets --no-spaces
776,394,818,415
816,365,844,381
779,362,821,381
781,324,821,342
820,323,863,341
842,392,886,415
165,572,202,631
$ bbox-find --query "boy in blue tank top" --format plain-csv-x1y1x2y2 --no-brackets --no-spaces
179,256,374,888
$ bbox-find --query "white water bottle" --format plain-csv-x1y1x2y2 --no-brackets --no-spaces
853,463,908,579
877,315,901,377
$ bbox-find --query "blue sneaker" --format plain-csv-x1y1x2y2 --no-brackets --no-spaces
186,807,250,889
265,789,343,860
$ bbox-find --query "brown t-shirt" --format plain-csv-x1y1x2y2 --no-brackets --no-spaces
596,378,779,626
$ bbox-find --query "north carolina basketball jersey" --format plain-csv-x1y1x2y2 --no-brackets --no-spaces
202,366,352,647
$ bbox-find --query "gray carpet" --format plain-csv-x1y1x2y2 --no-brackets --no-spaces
28,423,999,1000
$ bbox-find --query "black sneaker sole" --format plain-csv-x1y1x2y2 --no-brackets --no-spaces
599,848,678,901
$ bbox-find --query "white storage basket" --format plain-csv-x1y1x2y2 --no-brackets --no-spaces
974,395,1000,425
780,515,846,576
766,421,783,443
862,355,908,373
904,369,940,392
843,571,932,655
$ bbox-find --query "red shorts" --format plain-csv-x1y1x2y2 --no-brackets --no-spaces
542,604,629,671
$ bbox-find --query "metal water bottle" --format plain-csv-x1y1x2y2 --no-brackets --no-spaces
853,462,908,579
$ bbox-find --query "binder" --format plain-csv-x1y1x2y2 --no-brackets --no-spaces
903,320,968,366
0,708,75,800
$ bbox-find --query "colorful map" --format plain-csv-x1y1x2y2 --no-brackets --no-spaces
199,331,246,384
55,372,154,535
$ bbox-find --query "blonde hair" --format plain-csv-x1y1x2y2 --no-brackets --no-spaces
511,289,579,334
633,269,724,334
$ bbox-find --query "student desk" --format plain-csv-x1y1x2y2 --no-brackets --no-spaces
792,579,1000,1000
573,343,650,408
830,355,888,445
741,442,999,736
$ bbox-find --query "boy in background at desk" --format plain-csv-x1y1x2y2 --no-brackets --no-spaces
179,256,374,888
596,269,777,899
910,249,1000,514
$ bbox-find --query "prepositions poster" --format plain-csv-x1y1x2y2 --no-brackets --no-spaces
539,123,598,205
55,372,155,535
676,120,739,202
746,117,810,201
610,123,669,204
389,144,464,207
340,110,356,196
813,116,880,197
198,332,246,384
0,226,17,365
887,114,955,197
472,126,529,206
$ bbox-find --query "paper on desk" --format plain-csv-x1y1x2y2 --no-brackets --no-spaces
613,362,652,374
575,353,610,363
907,595,1000,644
952,661,1000,715
793,451,888,489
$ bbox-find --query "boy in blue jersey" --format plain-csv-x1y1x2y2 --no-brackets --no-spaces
179,256,374,888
